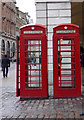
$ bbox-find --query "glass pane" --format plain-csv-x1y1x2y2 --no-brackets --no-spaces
61,58,71,63
58,46,71,51
60,52,75,57
61,64,72,69
58,39,75,88
25,39,42,89
28,40,40,45
28,46,41,51
58,40,72,44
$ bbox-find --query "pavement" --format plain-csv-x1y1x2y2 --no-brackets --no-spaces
0,63,84,119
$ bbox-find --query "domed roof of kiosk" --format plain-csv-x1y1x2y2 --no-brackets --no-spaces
53,23,79,29
35,0,70,2
20,24,46,29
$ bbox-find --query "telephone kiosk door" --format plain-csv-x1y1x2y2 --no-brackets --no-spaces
53,24,81,97
17,24,48,99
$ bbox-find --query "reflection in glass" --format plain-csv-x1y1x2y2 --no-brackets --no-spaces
25,39,42,88
58,39,75,88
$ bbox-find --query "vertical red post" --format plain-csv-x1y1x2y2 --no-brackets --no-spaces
16,36,20,97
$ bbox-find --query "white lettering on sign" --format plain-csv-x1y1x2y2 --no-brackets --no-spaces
56,30,76,34
24,31,43,34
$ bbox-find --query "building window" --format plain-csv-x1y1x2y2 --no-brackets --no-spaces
6,41,10,57
12,42,15,57
1,40,5,52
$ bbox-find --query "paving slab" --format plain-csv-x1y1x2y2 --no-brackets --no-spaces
0,63,84,119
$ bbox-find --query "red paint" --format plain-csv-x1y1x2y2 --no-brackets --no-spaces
19,24,48,99
16,37,20,97
53,23,81,97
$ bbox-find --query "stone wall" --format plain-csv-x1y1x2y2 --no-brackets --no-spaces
36,1,71,96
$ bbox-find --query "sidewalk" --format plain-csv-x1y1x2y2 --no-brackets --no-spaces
0,63,84,119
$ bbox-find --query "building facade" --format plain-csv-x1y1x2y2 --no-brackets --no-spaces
35,0,84,96
16,8,31,37
0,1,16,61
0,1,31,62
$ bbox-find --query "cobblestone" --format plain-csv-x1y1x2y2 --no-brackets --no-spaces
0,63,84,119
1,91,83,119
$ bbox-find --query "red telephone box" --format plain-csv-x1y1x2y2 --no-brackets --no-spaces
16,24,48,99
53,23,81,97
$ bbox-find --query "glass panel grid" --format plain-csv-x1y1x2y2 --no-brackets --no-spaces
58,39,75,88
25,39,42,89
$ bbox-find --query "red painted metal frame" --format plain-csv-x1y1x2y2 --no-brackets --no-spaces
16,37,20,97
20,24,48,98
53,23,81,97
